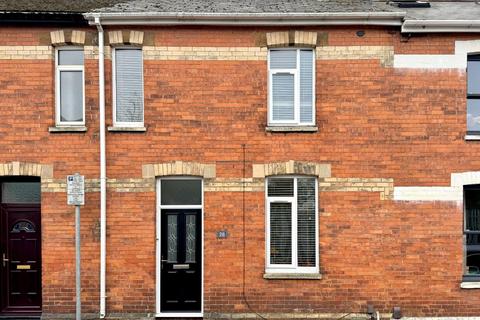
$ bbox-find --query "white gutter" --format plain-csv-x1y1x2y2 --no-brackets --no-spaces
85,11,405,26
93,15,107,320
402,19,480,33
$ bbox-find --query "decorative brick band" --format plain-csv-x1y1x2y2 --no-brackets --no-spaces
50,30,86,46
0,45,393,65
319,177,394,200
205,178,264,192
0,46,53,59
316,46,394,67
252,160,331,178
108,30,144,46
0,161,53,179
142,161,216,179
41,178,155,193
142,46,268,61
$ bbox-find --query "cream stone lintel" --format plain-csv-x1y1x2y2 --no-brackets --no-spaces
294,31,317,47
142,161,216,179
108,30,144,46
266,32,290,47
0,162,53,179
50,30,86,46
252,160,331,178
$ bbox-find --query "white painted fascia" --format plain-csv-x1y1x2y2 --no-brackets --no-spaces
402,19,480,33
84,11,405,26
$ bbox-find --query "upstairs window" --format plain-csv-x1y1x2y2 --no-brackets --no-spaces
268,49,315,126
55,49,84,126
467,54,480,134
266,176,318,273
113,48,144,127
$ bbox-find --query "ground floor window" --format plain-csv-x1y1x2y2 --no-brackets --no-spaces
266,176,318,273
464,185,480,280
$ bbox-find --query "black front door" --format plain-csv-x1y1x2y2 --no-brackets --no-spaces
0,204,42,314
160,209,201,312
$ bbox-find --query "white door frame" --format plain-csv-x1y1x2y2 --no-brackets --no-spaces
155,176,204,318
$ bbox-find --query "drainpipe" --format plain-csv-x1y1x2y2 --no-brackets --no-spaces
93,15,107,319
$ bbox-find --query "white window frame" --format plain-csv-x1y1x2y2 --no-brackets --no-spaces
112,47,145,128
55,47,85,126
265,176,319,274
267,48,316,126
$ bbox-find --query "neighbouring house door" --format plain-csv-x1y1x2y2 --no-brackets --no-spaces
0,204,41,314
160,209,201,312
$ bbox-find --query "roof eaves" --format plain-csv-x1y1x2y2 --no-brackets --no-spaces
84,11,406,26
402,19,480,33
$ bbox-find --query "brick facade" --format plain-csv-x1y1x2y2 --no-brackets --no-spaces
1,24,480,318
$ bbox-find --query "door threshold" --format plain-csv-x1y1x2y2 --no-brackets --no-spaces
156,312,203,318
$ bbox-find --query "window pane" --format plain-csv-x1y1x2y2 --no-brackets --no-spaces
270,202,292,265
115,49,143,123
300,50,314,123
2,182,40,204
59,50,84,65
272,73,295,121
268,178,294,197
60,71,83,122
270,50,296,69
161,179,201,205
167,214,178,262
468,59,480,95
185,214,196,263
297,178,316,267
467,99,480,132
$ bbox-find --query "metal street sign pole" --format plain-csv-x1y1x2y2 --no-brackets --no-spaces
67,173,84,320
75,204,81,320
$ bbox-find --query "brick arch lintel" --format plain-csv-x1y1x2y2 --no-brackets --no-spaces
252,160,331,178
0,161,53,179
108,30,144,46
266,31,318,48
142,161,216,179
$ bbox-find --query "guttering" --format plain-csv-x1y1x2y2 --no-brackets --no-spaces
93,15,107,320
84,11,405,26
402,19,480,33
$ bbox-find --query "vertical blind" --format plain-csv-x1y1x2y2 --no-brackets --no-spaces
297,178,316,267
270,49,314,124
115,49,144,123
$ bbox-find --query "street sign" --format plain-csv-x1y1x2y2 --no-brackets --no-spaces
67,174,85,206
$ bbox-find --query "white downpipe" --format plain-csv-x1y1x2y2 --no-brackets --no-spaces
94,16,107,319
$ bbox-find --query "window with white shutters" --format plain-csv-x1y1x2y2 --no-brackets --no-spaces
113,48,144,127
268,49,315,126
55,48,85,126
266,176,318,273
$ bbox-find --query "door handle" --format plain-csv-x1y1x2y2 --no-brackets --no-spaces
2,253,8,267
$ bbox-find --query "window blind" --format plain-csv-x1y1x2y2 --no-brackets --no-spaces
300,50,314,123
270,202,292,265
297,177,316,267
115,49,143,123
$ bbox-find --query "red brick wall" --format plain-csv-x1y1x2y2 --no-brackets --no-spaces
0,25,480,317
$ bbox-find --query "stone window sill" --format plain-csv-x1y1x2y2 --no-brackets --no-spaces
107,126,147,132
49,126,87,133
265,126,318,133
263,273,322,280
465,134,480,141
461,281,480,289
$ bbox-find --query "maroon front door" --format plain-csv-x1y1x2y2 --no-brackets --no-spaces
0,204,41,314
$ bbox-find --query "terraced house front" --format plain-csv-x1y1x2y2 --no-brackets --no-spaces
1,0,480,319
